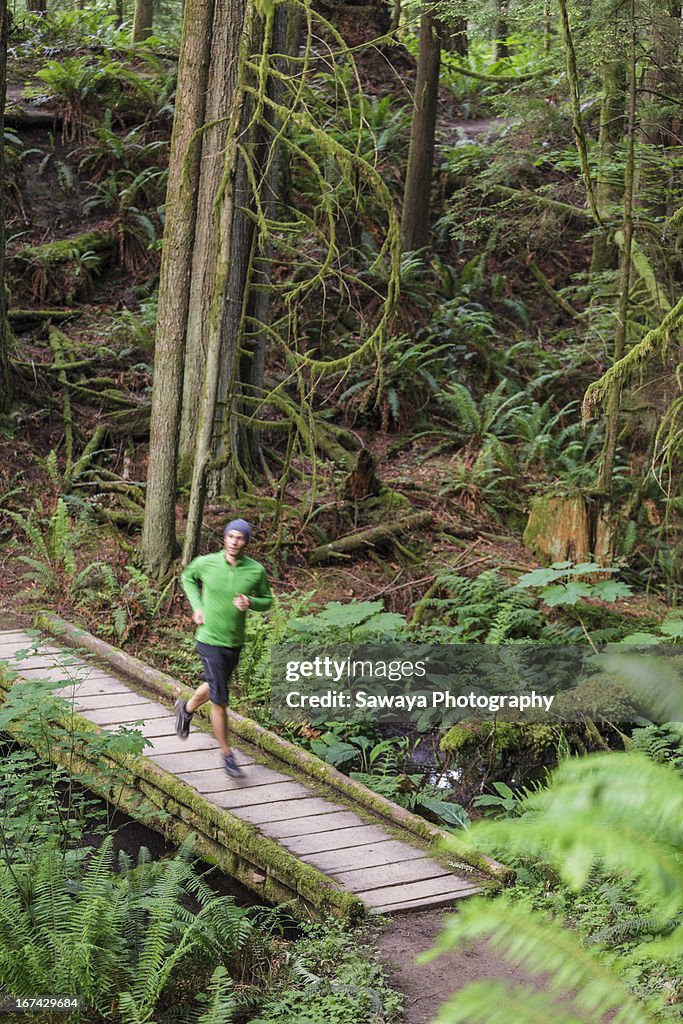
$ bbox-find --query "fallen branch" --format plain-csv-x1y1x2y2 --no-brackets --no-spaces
307,511,433,564
484,184,596,222
8,308,80,326
9,231,116,265
528,260,579,318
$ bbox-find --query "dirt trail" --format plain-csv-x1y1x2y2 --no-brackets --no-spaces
376,908,520,1024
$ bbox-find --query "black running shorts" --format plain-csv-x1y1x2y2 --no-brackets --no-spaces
196,641,241,705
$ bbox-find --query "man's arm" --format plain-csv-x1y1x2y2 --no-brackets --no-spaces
246,568,273,611
180,557,205,614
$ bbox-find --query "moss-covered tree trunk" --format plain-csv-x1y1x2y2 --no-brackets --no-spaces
132,0,154,42
590,59,625,274
0,4,10,414
140,0,215,576
181,0,255,564
180,3,289,500
177,0,252,482
227,5,291,490
597,0,637,495
401,7,441,253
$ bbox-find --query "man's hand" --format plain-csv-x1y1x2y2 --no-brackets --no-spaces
192,609,205,625
233,594,250,611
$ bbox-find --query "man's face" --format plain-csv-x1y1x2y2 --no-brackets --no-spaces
224,529,247,559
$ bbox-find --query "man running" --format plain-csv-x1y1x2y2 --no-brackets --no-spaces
175,518,273,777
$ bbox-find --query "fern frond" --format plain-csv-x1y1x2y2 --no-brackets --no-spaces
194,966,235,1024
434,979,600,1024
456,754,683,910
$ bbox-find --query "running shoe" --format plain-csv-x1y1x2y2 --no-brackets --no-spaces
174,698,193,739
222,753,244,778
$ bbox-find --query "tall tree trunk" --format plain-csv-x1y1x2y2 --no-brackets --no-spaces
598,0,637,495
132,0,153,42
228,6,290,490
558,0,602,226
182,0,254,565
26,0,47,12
0,3,10,414
140,0,215,577
401,8,441,253
590,60,625,274
492,0,509,59
178,0,248,482
442,16,468,57
636,0,681,218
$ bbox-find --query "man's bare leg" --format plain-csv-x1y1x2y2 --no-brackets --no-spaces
185,682,209,714
184,685,232,755
209,702,231,756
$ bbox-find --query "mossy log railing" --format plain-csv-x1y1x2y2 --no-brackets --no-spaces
31,613,512,890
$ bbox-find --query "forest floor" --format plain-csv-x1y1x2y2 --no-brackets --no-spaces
377,910,520,1024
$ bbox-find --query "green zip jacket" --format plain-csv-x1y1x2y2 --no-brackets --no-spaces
180,552,273,648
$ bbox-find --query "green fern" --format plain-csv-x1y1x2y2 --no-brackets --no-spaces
0,837,252,1022
413,569,549,642
630,723,683,773
9,498,89,596
429,752,683,1024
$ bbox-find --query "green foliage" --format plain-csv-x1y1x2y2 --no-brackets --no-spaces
516,560,633,608
340,333,454,431
77,112,169,182
620,611,683,645
288,600,408,643
82,166,164,273
11,7,133,54
350,769,470,829
0,836,249,1023
233,593,315,716
73,561,173,643
630,723,683,773
0,670,155,863
428,752,683,1024
250,921,402,1024
108,292,159,352
413,569,549,642
34,56,158,143
8,497,99,600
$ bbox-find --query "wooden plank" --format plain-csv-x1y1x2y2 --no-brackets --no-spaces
73,693,149,710
330,858,450,891
55,679,132,698
150,748,255,771
148,733,218,755
102,716,177,737
0,648,64,662
280,824,394,856
0,633,41,648
210,781,315,809
234,798,346,825
85,704,171,724
302,841,427,874
0,652,81,670
368,886,479,914
258,811,367,838
14,665,112,684
359,874,479,908
176,764,291,791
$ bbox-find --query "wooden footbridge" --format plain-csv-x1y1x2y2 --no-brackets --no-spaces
0,616,509,920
